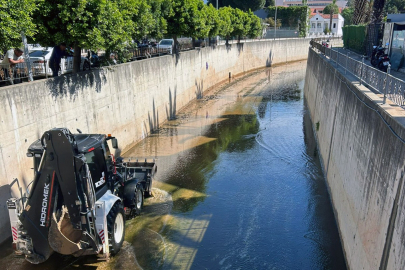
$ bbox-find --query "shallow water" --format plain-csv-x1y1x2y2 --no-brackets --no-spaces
124,61,347,270
0,61,346,270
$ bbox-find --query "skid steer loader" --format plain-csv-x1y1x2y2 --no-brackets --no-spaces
6,128,156,264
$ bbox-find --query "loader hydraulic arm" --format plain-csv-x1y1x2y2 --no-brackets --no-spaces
18,128,94,263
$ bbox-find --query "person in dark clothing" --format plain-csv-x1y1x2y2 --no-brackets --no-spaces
49,43,68,77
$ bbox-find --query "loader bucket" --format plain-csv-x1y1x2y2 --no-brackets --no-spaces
48,208,82,255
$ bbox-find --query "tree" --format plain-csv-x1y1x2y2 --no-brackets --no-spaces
384,0,405,14
218,6,234,44
208,0,265,11
205,4,221,40
264,17,282,28
265,0,275,7
267,6,309,36
341,8,354,25
352,0,368,24
0,0,37,53
165,0,210,51
371,0,385,22
149,0,171,39
230,8,250,42
247,11,262,38
33,0,139,71
323,0,339,32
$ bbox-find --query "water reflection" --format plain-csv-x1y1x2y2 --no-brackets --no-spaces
0,62,346,270
123,62,346,270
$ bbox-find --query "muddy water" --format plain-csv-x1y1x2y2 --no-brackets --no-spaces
0,61,346,270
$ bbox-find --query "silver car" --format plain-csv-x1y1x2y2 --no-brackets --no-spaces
26,48,90,77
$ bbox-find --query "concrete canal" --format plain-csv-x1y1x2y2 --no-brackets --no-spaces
0,61,346,269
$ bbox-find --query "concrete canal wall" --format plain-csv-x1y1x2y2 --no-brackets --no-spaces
0,39,312,243
304,48,405,270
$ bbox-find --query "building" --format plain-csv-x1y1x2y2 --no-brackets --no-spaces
382,14,405,70
309,13,345,36
283,0,347,9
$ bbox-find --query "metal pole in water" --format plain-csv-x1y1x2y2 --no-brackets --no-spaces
383,64,391,104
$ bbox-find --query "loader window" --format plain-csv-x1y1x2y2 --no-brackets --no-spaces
84,148,107,190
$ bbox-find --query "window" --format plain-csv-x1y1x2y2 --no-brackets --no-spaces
333,23,336,28
317,23,321,28
312,23,315,28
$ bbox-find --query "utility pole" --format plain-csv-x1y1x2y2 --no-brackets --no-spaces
21,32,33,82
274,5,278,40
216,0,218,9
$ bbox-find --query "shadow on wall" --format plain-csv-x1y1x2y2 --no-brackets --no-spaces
195,79,203,99
237,43,244,56
166,87,177,121
148,98,159,134
45,69,107,99
266,51,273,67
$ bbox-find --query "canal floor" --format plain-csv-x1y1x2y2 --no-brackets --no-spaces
0,61,347,270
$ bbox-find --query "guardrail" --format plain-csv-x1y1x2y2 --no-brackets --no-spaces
0,61,49,85
310,40,405,107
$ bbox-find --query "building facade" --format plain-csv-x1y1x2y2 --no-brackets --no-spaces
309,13,345,36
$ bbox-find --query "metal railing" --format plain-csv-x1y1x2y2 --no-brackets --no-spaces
127,47,173,60
0,61,49,85
310,40,405,107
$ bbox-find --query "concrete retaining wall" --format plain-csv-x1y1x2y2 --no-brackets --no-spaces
0,39,312,243
304,48,405,270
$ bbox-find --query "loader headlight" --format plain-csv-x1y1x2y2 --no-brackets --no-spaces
34,154,41,158
26,153,33,157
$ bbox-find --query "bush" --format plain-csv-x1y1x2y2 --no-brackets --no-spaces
267,6,310,37
342,25,366,54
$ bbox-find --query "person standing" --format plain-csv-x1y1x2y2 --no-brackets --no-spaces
1,48,24,84
49,43,68,77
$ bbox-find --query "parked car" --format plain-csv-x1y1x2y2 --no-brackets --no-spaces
24,48,90,77
157,39,174,54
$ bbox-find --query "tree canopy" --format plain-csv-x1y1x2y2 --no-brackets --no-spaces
1,0,263,66
323,3,339,14
384,0,405,14
341,8,354,25
265,0,275,7
208,0,265,11
0,0,37,52
267,6,310,37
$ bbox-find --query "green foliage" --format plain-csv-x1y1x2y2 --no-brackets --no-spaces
265,0,275,7
267,6,309,37
0,0,37,52
247,10,262,38
341,7,354,25
208,0,265,11
230,8,250,39
165,0,210,40
205,4,221,37
342,25,366,54
218,6,234,39
263,17,282,27
33,0,138,51
323,3,339,14
384,0,405,14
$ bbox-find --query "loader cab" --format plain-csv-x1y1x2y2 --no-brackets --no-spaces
27,133,118,195
75,134,113,192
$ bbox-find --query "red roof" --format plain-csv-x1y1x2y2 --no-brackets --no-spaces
321,14,339,19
